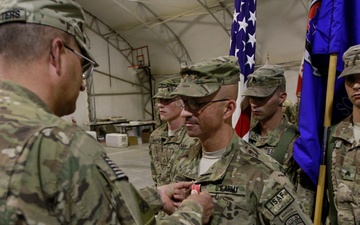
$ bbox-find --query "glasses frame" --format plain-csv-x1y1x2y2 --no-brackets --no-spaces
179,98,230,111
63,44,96,80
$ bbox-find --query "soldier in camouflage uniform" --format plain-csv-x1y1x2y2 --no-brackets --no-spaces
325,44,360,224
0,0,214,224
170,56,313,224
150,77,197,186
242,65,315,218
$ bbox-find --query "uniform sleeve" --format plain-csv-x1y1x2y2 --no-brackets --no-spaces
294,168,316,218
148,135,159,185
36,127,156,224
139,185,164,213
283,137,316,219
157,199,203,225
140,185,204,225
44,127,205,225
259,171,314,225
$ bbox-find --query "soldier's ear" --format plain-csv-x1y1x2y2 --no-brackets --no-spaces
279,92,287,105
49,38,63,77
50,52,56,62
223,99,236,119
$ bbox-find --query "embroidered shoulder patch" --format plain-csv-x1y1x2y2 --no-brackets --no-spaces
265,188,294,216
285,214,305,225
103,156,128,180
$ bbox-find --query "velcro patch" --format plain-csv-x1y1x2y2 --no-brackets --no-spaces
285,214,305,225
103,156,128,180
341,165,356,181
265,188,294,216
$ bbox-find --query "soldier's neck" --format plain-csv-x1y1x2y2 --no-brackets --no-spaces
353,107,360,124
259,113,284,136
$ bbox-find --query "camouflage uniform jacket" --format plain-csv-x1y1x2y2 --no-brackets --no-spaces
328,115,360,224
249,116,315,218
149,123,196,186
173,133,313,225
250,116,295,171
0,81,204,225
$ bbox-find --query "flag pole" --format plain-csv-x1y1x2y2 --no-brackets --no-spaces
313,53,337,225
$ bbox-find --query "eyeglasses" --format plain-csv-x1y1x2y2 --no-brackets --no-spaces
63,44,96,79
179,99,230,111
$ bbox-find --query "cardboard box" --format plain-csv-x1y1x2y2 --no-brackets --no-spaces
106,133,128,148
128,136,138,146
141,129,151,143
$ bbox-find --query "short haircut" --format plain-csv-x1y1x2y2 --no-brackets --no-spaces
0,23,72,62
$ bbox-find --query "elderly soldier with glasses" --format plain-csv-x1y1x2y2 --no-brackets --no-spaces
0,0,213,224
170,56,313,225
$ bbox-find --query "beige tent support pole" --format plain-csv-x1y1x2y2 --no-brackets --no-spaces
313,53,337,225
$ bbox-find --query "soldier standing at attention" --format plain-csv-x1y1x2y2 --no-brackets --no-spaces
242,65,315,218
150,77,197,186
325,44,360,224
0,0,213,224
171,56,313,224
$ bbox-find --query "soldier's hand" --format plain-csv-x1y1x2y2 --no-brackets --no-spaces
173,187,191,208
157,181,194,214
186,192,213,224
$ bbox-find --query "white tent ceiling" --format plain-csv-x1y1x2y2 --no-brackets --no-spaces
75,0,311,76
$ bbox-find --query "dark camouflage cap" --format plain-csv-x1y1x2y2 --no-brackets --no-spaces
153,77,181,99
243,65,286,97
171,56,240,97
339,44,360,78
0,0,97,65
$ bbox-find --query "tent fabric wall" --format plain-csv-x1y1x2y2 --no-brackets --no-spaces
62,28,152,129
64,0,310,128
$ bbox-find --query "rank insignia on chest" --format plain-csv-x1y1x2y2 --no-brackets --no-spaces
341,165,356,181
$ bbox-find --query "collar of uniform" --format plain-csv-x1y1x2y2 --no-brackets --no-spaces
150,123,168,141
0,80,52,114
173,142,202,181
250,116,290,147
333,115,359,148
164,125,188,144
196,133,239,182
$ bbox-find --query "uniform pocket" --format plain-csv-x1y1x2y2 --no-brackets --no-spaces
202,184,255,224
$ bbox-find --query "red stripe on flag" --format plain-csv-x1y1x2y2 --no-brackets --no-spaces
235,105,251,138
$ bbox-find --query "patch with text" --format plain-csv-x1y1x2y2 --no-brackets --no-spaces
285,214,305,225
265,188,294,216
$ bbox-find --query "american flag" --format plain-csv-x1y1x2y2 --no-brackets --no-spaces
229,0,256,139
